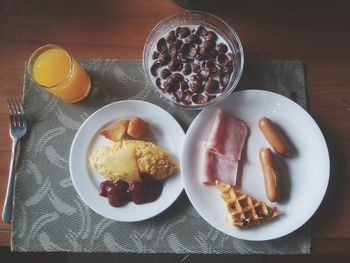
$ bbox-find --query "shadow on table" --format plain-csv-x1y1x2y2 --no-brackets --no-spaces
2,246,350,263
308,117,348,235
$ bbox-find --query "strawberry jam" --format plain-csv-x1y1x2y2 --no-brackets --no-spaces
99,173,163,207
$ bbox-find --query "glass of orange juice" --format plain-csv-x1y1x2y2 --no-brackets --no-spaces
28,44,91,102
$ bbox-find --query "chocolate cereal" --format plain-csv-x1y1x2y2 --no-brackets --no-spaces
149,25,236,105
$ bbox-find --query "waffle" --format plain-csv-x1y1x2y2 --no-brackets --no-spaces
215,181,280,227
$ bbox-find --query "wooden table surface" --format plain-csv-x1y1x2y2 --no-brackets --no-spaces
0,0,349,255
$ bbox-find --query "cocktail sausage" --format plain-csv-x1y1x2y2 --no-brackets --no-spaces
258,117,289,155
259,148,278,202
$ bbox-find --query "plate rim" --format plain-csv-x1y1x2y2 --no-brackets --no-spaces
69,99,185,222
181,89,330,241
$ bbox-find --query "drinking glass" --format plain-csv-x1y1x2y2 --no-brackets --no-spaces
28,44,91,102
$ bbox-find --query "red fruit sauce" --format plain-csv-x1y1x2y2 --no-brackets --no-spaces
99,173,163,207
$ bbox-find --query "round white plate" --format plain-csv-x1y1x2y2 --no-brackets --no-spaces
181,90,330,241
70,100,184,222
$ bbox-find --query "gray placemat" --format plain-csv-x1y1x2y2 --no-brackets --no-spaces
11,59,310,254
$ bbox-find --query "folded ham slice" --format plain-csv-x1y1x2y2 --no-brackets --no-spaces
201,142,239,186
201,110,248,186
207,110,248,160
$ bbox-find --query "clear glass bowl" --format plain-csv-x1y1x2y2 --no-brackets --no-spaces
143,10,244,110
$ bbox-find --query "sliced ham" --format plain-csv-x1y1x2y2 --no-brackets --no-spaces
201,142,239,186
206,110,248,160
201,110,248,186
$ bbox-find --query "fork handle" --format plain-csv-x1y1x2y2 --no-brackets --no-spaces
2,139,19,223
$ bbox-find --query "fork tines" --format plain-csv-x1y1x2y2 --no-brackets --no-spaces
6,97,26,127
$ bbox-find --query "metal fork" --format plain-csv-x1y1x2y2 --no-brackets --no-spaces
2,97,27,223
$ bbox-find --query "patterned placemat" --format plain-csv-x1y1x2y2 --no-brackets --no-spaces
11,59,310,254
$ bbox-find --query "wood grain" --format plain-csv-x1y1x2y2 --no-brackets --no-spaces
0,230,10,246
0,0,349,254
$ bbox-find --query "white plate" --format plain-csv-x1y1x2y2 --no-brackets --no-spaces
70,100,184,222
181,90,330,241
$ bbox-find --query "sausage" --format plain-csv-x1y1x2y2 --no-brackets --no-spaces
259,147,278,202
258,117,289,155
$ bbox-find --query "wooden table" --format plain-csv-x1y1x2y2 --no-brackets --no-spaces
0,0,349,255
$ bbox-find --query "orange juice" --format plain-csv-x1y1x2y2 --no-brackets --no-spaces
29,45,91,102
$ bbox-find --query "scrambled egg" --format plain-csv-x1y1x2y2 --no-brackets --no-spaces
89,140,179,182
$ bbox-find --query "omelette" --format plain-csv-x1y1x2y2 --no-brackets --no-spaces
89,140,179,182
